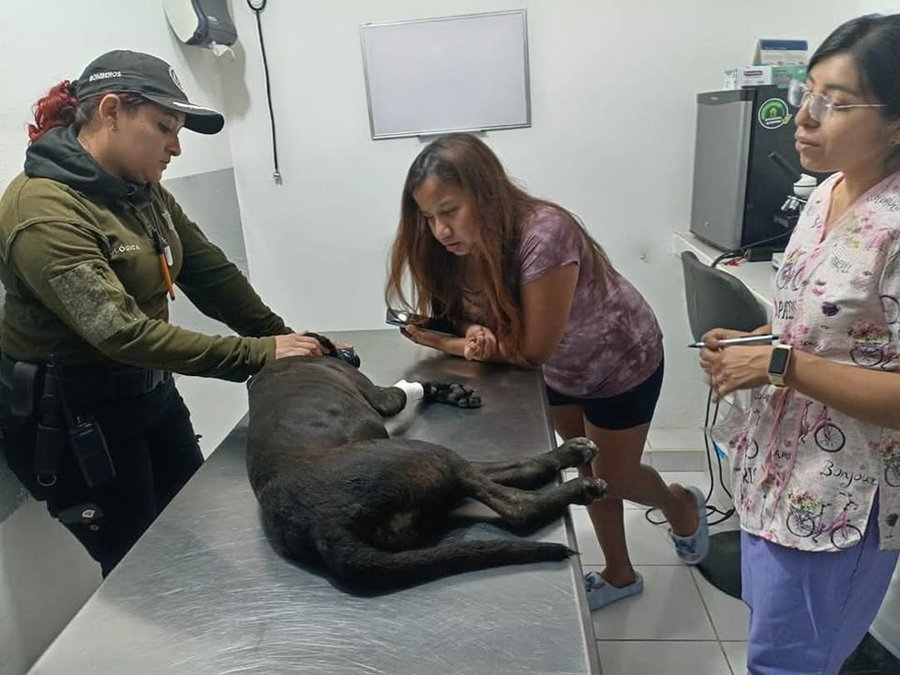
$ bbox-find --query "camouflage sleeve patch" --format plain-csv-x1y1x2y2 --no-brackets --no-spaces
47,262,133,345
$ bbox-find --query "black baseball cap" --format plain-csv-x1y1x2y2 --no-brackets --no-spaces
72,50,224,135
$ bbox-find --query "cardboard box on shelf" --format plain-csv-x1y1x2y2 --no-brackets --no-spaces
724,64,807,90
754,39,808,65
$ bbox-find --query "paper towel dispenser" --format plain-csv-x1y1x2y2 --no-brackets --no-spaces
164,0,237,47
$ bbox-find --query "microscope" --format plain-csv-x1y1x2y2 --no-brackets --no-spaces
767,152,819,267
768,151,817,230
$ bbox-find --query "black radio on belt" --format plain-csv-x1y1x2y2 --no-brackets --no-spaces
69,414,115,487
46,363,116,487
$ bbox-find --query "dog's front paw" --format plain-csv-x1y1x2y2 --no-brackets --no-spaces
423,382,482,408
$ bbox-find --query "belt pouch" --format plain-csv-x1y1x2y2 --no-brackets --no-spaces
34,369,65,479
10,361,40,417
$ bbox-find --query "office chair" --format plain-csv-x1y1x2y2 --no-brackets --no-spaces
680,250,769,600
681,250,769,341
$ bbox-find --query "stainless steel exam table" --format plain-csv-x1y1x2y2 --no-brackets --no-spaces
30,330,599,675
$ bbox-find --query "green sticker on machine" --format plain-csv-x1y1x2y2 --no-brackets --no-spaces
758,98,792,129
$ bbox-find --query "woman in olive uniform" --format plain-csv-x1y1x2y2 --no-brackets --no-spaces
0,50,322,575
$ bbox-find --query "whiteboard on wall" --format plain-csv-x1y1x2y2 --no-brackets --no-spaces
360,10,531,139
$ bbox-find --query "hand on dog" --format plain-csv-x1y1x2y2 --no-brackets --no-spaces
274,333,326,359
463,325,497,362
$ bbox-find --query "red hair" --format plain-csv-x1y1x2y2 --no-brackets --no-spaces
28,81,78,145
27,81,144,145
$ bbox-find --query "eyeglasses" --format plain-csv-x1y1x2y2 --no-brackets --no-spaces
787,80,886,122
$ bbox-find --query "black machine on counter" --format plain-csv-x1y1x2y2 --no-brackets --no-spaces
689,84,827,260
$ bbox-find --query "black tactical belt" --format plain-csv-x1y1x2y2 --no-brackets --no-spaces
0,354,171,404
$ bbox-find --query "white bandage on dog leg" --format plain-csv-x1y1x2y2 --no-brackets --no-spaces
384,380,425,436
393,379,424,406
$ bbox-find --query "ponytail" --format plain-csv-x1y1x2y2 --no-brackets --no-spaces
27,82,145,146
28,80,79,145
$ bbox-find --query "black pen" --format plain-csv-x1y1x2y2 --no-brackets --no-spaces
688,334,779,349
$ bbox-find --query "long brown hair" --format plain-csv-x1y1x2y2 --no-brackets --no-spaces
385,133,611,358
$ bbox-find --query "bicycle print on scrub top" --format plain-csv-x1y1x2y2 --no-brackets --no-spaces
880,439,900,488
728,408,762,460
847,320,895,369
798,400,846,453
882,294,900,325
785,489,862,550
776,250,809,293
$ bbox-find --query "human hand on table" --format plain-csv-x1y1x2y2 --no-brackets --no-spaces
463,324,497,361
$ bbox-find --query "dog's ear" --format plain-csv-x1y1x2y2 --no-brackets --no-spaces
303,332,361,369
303,331,336,354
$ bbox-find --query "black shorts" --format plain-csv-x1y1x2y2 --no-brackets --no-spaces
546,358,664,430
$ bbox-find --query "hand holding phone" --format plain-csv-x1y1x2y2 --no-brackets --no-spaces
385,308,456,337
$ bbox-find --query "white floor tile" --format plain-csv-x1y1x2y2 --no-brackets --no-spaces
648,427,706,450
596,640,730,675
692,569,750,641
721,641,748,674
658,470,713,489
574,507,679,567
649,449,706,472
590,565,717,640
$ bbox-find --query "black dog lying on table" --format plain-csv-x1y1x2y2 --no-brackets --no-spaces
245,349,607,591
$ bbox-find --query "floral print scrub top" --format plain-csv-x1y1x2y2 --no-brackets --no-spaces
715,169,900,552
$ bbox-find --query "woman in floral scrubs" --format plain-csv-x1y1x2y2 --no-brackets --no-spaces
700,14,900,675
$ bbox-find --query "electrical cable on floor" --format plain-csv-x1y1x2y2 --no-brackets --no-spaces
247,0,282,184
643,384,735,527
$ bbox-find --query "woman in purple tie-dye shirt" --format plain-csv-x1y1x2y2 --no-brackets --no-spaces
386,133,709,611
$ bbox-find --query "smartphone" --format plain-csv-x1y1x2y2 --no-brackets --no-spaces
385,308,456,336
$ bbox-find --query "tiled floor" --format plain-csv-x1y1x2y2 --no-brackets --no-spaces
569,468,750,675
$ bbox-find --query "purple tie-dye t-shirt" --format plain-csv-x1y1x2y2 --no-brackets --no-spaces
463,206,663,398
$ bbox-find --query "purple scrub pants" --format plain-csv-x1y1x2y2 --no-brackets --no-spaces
741,504,899,674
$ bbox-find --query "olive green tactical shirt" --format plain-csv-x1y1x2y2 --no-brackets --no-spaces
0,173,288,381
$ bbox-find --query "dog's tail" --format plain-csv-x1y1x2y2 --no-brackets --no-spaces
317,528,574,590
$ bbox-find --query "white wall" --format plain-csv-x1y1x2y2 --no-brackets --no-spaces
0,0,231,188
858,1,900,15
220,0,865,429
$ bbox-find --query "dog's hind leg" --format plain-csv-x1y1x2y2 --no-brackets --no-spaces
474,437,598,488
256,480,320,565
458,466,607,533
315,525,573,591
